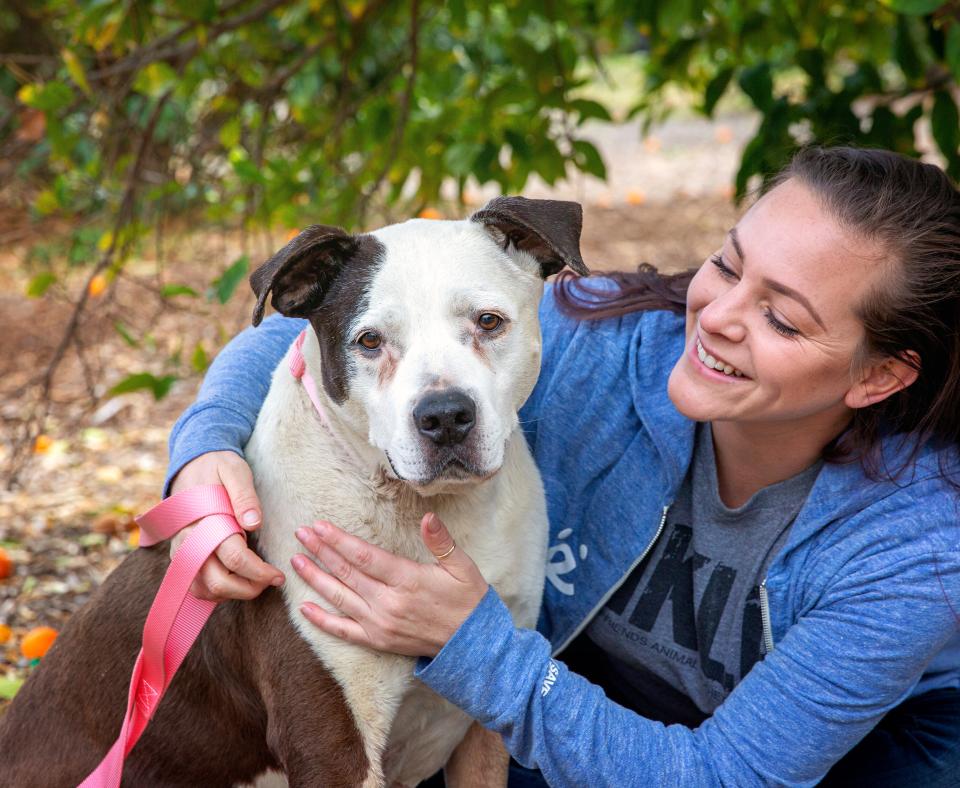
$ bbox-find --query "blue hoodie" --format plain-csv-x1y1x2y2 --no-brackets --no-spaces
165,287,960,787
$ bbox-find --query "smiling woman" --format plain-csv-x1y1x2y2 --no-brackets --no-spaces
158,146,960,787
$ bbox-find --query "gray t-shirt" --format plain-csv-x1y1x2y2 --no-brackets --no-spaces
583,423,822,723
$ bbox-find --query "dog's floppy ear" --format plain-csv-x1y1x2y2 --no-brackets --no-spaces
471,196,589,278
250,225,358,326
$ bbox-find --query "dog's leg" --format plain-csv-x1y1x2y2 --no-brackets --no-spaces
247,592,380,788
443,721,509,788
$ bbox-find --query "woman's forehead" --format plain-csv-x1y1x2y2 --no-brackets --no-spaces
733,180,887,321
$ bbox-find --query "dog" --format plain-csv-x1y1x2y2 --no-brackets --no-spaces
0,196,588,787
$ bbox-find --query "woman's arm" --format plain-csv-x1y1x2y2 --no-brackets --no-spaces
410,546,960,787
162,313,305,599
287,507,960,788
164,313,306,495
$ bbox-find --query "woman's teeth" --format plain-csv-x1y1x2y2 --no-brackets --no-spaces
696,338,743,377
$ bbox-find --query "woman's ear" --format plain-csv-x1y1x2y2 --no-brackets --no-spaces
844,351,920,409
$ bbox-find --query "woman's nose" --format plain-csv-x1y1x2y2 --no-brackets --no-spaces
698,288,747,343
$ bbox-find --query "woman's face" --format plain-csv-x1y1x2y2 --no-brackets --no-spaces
668,178,887,432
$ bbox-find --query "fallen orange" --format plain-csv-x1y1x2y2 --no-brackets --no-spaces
21,626,58,660
0,547,11,580
88,274,107,297
0,624,11,644
418,207,442,220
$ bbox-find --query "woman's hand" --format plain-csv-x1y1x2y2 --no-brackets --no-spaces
291,514,488,657
169,450,285,601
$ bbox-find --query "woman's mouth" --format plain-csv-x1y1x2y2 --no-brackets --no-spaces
695,336,745,378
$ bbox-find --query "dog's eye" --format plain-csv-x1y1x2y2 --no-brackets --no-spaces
358,331,382,350
477,313,502,332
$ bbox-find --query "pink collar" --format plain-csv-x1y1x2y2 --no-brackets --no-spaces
289,330,368,470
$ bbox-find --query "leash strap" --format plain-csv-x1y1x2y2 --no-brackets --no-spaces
79,485,242,788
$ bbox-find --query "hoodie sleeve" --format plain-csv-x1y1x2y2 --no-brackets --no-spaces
163,314,306,495
415,536,960,787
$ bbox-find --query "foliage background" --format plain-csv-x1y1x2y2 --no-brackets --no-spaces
3,0,960,479
1,0,959,707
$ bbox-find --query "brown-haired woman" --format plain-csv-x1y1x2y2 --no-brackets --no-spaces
164,146,960,786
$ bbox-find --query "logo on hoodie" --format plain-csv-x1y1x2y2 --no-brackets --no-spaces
546,528,589,596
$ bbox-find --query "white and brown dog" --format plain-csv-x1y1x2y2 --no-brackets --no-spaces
0,197,588,787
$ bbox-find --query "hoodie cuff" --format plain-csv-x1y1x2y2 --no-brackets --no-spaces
415,586,548,723
162,401,256,497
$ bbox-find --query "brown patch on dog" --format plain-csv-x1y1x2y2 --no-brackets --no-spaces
471,333,492,368
377,349,399,388
0,544,370,787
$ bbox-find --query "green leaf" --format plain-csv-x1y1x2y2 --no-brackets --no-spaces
160,283,199,298
133,62,179,99
108,373,177,400
208,255,249,304
0,676,23,700
703,67,734,116
113,321,139,347
191,342,209,373
572,139,607,179
570,99,612,122
796,49,825,87
883,0,945,14
443,142,483,178
931,91,960,178
26,272,56,298
735,133,766,202
62,48,91,96
17,81,73,112
738,63,773,112
894,15,924,82
946,25,960,83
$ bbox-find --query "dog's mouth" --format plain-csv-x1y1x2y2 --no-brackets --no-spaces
384,450,497,488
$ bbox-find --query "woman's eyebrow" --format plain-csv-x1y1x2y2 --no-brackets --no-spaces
728,227,826,330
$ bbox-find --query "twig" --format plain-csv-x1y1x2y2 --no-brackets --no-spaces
87,0,289,82
3,89,173,488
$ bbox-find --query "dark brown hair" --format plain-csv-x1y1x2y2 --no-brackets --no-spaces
556,146,960,477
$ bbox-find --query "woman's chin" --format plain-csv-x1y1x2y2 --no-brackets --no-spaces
667,359,729,422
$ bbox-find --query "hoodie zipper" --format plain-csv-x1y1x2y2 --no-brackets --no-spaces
552,504,671,657
759,578,775,655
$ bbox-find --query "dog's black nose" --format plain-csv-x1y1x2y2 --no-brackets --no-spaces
413,389,476,446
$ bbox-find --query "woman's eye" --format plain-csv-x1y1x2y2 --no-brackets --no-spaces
358,331,382,350
477,313,502,331
710,254,737,280
764,311,801,338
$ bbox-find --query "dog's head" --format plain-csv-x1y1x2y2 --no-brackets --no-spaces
249,196,588,493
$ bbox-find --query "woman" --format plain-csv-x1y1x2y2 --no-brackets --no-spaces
166,147,960,785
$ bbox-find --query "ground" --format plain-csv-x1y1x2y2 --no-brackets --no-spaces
0,112,748,708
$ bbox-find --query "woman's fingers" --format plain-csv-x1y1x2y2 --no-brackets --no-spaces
299,602,373,648
192,558,267,601
296,526,388,600
291,553,369,619
173,531,283,602
216,452,264,531
301,521,410,587
166,451,282,601
215,533,284,587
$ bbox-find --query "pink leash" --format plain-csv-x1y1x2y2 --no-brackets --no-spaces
79,485,242,788
81,331,336,786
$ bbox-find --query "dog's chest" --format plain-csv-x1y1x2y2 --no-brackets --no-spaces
244,373,544,785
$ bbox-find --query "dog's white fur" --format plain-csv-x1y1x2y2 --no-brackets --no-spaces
245,217,549,787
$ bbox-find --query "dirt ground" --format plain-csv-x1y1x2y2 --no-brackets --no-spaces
0,112,747,706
